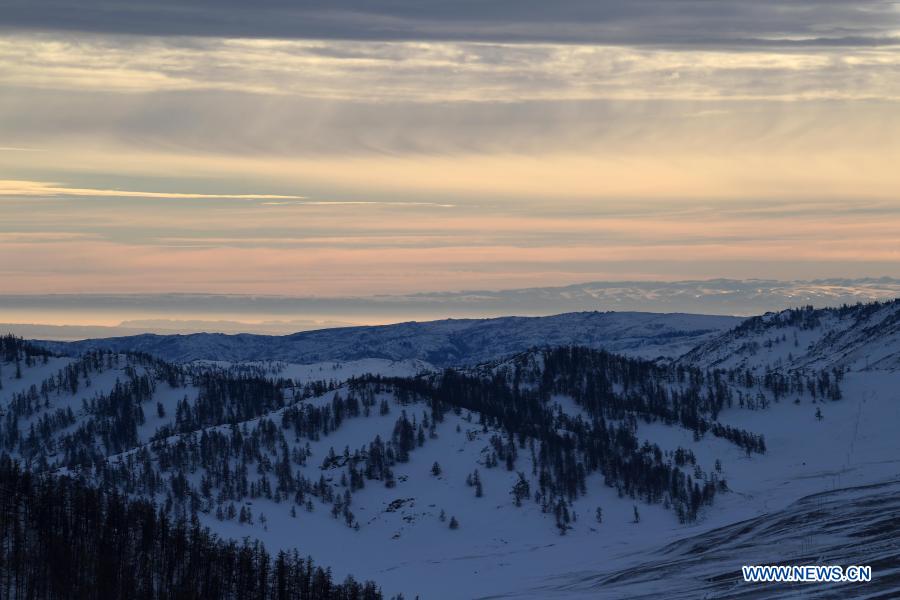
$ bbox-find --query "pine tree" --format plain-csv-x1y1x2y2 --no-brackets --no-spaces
511,473,529,507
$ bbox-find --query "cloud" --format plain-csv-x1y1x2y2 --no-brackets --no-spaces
1,5,898,297
0,180,305,200
2,33,898,168
0,231,101,242
260,201,455,208
5,279,900,331
2,35,899,102
0,1,898,47
1,191,898,296
2,236,899,297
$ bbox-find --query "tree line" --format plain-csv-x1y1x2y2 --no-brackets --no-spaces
0,456,381,600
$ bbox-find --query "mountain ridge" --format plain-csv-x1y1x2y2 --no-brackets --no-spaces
681,298,900,373
37,311,742,366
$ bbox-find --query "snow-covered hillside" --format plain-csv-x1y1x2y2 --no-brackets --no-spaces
38,311,741,366
3,331,898,599
518,477,900,599
682,299,900,373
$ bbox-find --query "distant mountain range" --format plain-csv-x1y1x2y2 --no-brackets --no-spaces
3,277,899,339
38,311,741,366
398,277,900,316
35,299,900,374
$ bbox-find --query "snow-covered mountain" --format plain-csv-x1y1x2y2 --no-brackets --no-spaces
682,299,900,373
38,311,741,366
3,316,899,599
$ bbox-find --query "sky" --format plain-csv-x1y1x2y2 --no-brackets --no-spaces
1,1,900,306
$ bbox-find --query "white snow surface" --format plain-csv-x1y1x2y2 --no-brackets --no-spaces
682,299,900,373
4,351,899,598
178,371,899,599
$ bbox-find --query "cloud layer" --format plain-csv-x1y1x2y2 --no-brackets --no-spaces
2,0,898,46
3,34,899,102
1,3,898,297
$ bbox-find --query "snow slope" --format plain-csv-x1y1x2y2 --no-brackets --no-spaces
512,478,900,599
38,311,741,366
682,299,900,373
4,339,899,598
